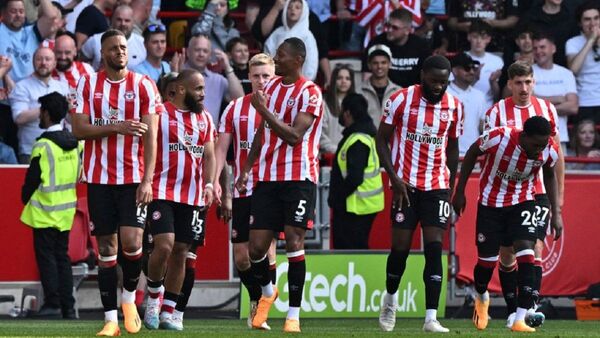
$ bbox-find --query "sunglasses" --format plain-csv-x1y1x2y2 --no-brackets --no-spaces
147,24,166,33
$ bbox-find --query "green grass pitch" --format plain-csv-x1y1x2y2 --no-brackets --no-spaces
1,319,600,337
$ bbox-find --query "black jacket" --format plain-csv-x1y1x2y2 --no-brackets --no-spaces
21,128,79,204
328,118,377,211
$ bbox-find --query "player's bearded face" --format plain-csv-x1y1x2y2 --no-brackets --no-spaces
103,36,128,71
422,69,449,104
184,90,203,113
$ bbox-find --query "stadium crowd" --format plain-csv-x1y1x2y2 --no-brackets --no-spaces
2,0,600,335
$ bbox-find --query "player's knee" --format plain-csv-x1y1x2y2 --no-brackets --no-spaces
499,248,516,267
233,251,250,270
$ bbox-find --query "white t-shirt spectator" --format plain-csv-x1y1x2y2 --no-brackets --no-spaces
81,32,146,70
532,63,577,143
9,76,69,156
565,34,600,107
58,0,94,33
447,82,487,155
467,51,503,109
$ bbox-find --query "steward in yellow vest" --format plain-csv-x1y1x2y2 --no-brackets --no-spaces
328,93,384,249
20,92,80,319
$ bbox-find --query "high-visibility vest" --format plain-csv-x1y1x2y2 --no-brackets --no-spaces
337,132,384,215
20,137,81,231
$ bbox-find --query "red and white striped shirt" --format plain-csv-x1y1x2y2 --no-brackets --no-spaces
382,85,464,191
219,94,261,198
477,127,559,207
153,102,215,207
484,96,559,194
53,61,95,90
356,0,422,47
75,70,164,185
257,76,322,183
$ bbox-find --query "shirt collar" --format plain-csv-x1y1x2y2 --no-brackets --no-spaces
46,124,63,132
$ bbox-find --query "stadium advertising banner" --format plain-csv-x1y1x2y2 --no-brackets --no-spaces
240,252,447,318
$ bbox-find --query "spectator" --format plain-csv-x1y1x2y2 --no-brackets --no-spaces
362,8,432,89
447,53,486,156
0,0,61,82
62,0,94,33
466,20,503,110
264,0,318,80
320,64,356,156
10,47,69,163
447,0,519,52
191,0,240,53
81,5,146,70
500,24,535,97
567,119,600,170
413,0,449,55
329,93,383,249
0,140,18,164
358,44,401,128
566,1,600,125
39,1,70,49
0,55,18,161
20,92,79,319
184,34,244,122
131,24,170,83
252,0,331,86
75,0,116,48
533,33,579,150
52,32,94,91
522,0,579,67
130,0,152,36
225,37,251,94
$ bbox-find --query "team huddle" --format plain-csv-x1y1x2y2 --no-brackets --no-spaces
73,28,563,335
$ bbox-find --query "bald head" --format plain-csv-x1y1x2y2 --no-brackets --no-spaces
54,34,77,71
186,35,211,71
112,5,134,37
33,47,56,79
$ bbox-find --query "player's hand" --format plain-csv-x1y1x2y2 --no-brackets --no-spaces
251,90,268,113
214,181,223,205
390,176,410,209
217,195,232,223
136,181,153,206
204,185,214,208
551,212,563,240
118,120,148,136
235,171,249,194
452,192,466,216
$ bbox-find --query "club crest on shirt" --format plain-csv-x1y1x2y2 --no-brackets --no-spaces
287,98,295,107
440,111,449,121
198,121,207,132
124,91,136,101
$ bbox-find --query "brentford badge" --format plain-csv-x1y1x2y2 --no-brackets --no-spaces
198,121,206,131
395,212,405,223
152,211,161,220
440,111,449,121
249,215,254,225
232,229,238,239
287,98,295,107
89,221,95,231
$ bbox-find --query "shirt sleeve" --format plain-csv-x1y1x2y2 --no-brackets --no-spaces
545,138,559,168
74,75,90,115
139,76,164,115
448,100,464,138
219,100,234,134
80,36,95,59
205,112,216,143
9,81,30,120
477,127,504,152
381,91,404,126
547,101,559,137
565,37,579,56
298,84,322,117
483,104,499,132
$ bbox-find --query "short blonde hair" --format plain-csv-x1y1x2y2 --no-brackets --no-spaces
249,53,274,69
